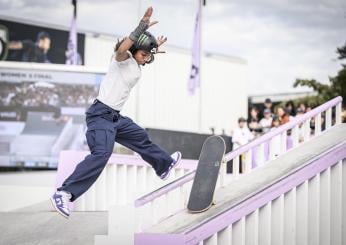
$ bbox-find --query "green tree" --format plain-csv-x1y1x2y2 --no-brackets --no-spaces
293,42,346,108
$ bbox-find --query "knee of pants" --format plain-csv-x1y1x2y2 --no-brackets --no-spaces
138,129,153,142
86,150,113,166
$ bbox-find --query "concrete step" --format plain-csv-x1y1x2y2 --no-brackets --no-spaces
0,201,107,245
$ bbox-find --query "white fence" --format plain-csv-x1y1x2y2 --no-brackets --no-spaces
55,151,197,212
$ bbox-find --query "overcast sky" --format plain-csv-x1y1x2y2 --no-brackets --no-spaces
1,0,345,95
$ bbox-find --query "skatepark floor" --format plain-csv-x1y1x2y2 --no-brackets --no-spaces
0,201,108,245
0,170,108,245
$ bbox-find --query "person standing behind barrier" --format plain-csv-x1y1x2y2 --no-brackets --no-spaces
50,7,181,219
248,106,261,136
285,100,296,117
232,117,254,173
264,98,273,114
259,109,273,134
277,106,289,125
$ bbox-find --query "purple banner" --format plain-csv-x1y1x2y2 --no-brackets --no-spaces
65,1,80,65
188,0,201,95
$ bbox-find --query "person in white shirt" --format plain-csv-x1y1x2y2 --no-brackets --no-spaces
259,108,273,134
232,117,255,149
232,117,254,173
51,7,181,219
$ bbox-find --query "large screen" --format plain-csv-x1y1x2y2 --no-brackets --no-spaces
0,65,104,169
0,19,85,64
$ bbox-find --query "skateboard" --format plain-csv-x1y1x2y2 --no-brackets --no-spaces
187,135,226,213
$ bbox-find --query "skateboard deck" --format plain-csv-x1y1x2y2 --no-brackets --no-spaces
187,135,226,213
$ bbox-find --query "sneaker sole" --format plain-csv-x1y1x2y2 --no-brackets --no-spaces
50,197,69,219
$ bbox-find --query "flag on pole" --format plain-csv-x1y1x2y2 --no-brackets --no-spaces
188,0,202,95
66,0,79,65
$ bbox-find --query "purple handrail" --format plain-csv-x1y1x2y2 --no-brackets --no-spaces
134,96,342,208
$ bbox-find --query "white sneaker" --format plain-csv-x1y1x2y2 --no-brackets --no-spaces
50,191,71,218
160,151,182,180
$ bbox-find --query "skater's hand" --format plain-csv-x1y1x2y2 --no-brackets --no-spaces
156,35,167,53
142,7,158,27
157,36,167,47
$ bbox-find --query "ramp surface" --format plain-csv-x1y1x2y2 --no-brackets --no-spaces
146,124,346,234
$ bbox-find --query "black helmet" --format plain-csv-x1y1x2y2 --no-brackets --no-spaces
130,31,158,64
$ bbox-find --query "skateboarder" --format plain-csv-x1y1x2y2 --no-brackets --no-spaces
51,7,181,218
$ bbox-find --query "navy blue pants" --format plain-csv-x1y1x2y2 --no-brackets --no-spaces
58,100,173,201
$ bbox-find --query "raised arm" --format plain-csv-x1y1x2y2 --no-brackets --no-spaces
116,6,158,62
8,41,23,50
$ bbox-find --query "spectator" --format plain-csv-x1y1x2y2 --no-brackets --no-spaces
232,117,255,173
268,115,282,158
248,106,261,135
277,106,289,125
259,108,273,134
232,117,254,149
8,31,52,63
271,115,280,129
296,108,305,142
298,102,307,113
285,100,296,117
264,98,273,111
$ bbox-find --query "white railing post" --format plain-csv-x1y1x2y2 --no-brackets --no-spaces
136,166,147,197
107,164,117,207
303,119,311,142
204,233,218,245
232,217,245,245
256,143,265,167
95,170,107,210
280,132,287,155
271,195,284,245
259,202,271,245
330,161,342,245
326,107,332,129
269,138,276,161
245,209,259,245
218,225,232,245
291,125,299,148
233,155,240,179
117,165,127,205
219,160,227,187
284,188,296,245
85,185,96,211
308,174,320,245
320,167,331,244
342,159,346,244
296,181,308,245
315,113,322,136
244,150,252,173
336,102,342,125
126,165,137,202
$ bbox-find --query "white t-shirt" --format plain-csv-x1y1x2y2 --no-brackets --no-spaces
259,117,273,133
97,52,141,111
232,126,254,149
